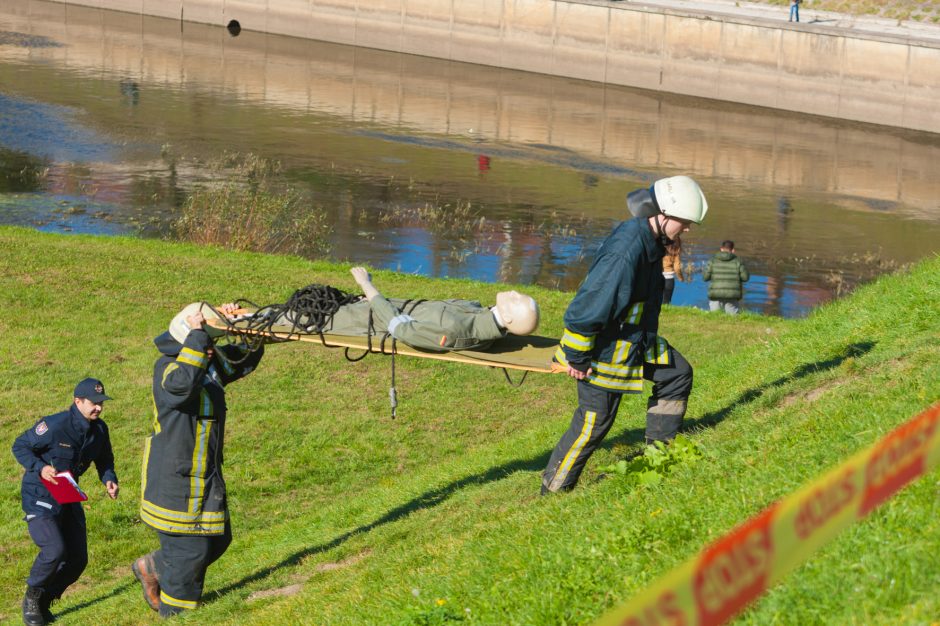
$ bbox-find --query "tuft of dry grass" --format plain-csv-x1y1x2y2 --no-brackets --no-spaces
173,152,331,257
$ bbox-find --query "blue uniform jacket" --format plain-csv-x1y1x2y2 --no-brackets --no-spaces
12,404,117,517
554,217,671,393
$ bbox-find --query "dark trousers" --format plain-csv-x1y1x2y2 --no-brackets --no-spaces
25,504,88,598
154,521,232,616
662,277,676,304
542,348,693,492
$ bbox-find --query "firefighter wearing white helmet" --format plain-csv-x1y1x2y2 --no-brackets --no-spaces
542,176,707,494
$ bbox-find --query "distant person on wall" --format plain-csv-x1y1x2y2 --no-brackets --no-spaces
789,0,800,22
12,378,119,626
542,175,707,494
661,240,685,305
703,240,750,315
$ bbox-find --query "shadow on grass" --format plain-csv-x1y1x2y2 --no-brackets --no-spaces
209,341,873,600
54,582,133,619
208,448,554,601
682,341,874,433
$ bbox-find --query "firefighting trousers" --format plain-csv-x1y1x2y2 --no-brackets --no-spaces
542,348,693,492
154,520,232,617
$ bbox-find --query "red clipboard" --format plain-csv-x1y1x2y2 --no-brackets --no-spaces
41,471,88,504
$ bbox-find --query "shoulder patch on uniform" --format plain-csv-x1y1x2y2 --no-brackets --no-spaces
35,421,48,436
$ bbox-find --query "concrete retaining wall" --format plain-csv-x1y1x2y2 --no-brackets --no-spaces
38,0,940,133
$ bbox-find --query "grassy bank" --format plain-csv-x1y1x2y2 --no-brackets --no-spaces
1,226,937,625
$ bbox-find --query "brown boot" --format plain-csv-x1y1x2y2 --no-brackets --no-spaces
131,553,160,611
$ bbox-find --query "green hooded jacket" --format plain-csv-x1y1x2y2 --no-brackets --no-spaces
702,251,750,300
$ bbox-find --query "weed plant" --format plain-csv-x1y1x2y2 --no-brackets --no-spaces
0,227,937,625
173,152,331,257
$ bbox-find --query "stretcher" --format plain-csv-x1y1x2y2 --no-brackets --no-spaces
206,313,563,374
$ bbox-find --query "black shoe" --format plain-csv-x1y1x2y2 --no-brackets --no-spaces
38,591,56,623
22,586,45,626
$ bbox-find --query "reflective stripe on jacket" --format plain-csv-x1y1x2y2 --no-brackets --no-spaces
140,329,262,535
554,217,670,394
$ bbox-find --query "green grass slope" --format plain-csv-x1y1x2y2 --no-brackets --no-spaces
0,226,937,625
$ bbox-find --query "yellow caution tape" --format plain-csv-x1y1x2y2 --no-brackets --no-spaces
595,402,940,626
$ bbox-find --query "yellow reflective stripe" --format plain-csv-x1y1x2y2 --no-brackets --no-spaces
624,302,644,325
140,436,152,501
160,591,199,609
554,347,569,365
551,410,597,489
161,362,179,389
613,340,630,364
644,337,671,365
140,509,226,534
592,361,643,377
141,499,226,521
560,329,594,352
151,397,161,434
177,347,207,368
590,376,645,392
189,420,211,514
199,389,214,417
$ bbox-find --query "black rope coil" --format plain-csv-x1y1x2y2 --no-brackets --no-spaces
209,284,363,364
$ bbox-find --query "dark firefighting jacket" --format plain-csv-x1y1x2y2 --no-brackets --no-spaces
554,217,671,393
12,404,117,517
140,329,263,535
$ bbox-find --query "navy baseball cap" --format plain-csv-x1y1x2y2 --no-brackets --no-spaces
74,378,112,403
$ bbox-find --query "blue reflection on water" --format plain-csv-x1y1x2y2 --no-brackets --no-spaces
0,93,115,163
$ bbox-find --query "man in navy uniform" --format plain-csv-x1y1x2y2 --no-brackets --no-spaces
12,378,119,625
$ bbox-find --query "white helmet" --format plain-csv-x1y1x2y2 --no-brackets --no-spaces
495,291,539,336
652,176,708,224
168,302,226,344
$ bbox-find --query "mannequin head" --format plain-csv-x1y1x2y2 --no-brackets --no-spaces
495,291,539,335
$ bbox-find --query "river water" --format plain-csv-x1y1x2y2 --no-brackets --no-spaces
2,1,939,317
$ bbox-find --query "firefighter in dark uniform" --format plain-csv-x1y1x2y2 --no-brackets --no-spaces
131,302,264,617
542,176,708,494
12,378,119,626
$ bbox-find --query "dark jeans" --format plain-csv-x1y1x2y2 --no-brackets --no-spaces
542,347,693,492
155,521,232,616
26,504,88,598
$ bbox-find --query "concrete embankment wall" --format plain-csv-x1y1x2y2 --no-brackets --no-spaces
45,0,940,134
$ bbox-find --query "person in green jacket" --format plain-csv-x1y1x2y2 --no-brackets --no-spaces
702,240,750,314
275,268,540,352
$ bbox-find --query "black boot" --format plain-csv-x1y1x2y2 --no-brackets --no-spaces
38,591,56,623
22,586,45,626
